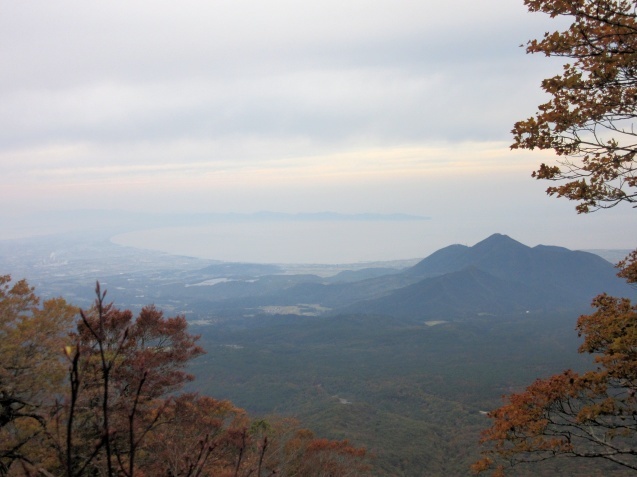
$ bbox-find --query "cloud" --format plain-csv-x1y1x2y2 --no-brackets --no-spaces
5,0,622,258
0,138,552,221
0,139,543,180
0,0,563,150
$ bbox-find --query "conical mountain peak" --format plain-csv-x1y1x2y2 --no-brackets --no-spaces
471,233,528,251
356,234,635,319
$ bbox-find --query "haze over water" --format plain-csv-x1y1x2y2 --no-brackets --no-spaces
112,221,435,264
4,2,637,255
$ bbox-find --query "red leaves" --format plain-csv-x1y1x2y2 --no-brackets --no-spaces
475,287,637,474
75,301,204,402
473,250,637,474
0,277,371,476
513,0,637,212
140,400,370,477
48,284,369,477
123,305,204,397
476,2,637,472
52,286,206,477
616,249,637,283
140,393,246,477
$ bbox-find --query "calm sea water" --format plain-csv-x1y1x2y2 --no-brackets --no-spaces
111,221,436,264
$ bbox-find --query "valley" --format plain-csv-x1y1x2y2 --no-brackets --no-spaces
0,232,633,475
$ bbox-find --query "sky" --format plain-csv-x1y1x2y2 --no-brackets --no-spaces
1,0,636,261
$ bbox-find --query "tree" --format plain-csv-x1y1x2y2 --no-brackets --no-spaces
141,400,371,477
473,288,637,475
0,278,369,476
511,0,637,213
0,275,77,476
140,393,247,477
475,0,637,474
48,283,205,477
274,433,370,477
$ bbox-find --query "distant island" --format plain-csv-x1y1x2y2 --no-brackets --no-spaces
233,211,431,222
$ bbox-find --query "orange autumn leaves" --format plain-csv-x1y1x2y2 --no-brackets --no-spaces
0,277,369,477
136,395,368,477
476,1,637,472
512,0,637,213
474,255,637,475
0,275,77,476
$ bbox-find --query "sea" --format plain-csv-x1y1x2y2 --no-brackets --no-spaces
111,220,438,264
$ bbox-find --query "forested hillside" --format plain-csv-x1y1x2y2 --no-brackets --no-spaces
0,276,370,477
2,232,632,475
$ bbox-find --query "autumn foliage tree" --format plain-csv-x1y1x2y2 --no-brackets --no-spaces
0,277,369,477
512,0,637,213
140,393,246,476
475,0,637,474
142,398,370,477
473,286,637,475
0,275,77,476
47,283,205,477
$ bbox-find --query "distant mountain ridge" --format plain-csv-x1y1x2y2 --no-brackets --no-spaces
407,234,620,290
167,233,636,321
0,232,633,321
345,234,634,318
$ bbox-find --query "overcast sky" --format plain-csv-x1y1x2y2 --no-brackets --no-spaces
1,0,635,257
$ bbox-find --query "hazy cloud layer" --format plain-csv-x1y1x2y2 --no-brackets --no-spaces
2,1,634,255
1,0,555,149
